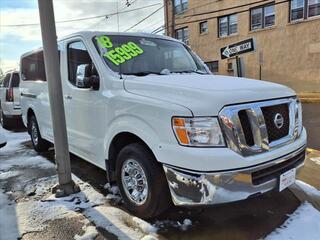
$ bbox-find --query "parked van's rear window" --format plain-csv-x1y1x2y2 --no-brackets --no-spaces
11,73,20,87
21,51,47,81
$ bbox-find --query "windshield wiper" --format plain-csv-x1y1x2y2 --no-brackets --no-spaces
125,71,162,77
173,70,207,75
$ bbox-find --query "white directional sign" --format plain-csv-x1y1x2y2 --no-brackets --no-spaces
220,38,255,59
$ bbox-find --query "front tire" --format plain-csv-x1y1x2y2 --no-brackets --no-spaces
29,115,50,152
116,143,171,219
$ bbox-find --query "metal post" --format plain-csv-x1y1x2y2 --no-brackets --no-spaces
171,0,175,37
38,0,79,197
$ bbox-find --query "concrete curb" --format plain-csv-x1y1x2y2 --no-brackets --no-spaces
289,183,320,211
306,148,320,154
298,93,320,103
300,98,320,103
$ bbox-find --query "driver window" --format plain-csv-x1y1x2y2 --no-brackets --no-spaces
67,41,98,86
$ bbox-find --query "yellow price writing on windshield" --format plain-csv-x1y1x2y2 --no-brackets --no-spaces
103,42,144,66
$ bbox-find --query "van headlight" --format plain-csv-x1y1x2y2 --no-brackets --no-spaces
172,117,225,147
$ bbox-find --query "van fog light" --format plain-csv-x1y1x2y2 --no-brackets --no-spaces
172,117,225,147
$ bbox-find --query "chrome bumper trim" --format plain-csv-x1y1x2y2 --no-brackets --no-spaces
163,146,306,206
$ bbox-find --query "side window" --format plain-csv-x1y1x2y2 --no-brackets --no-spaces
11,73,20,87
67,41,95,86
21,51,46,81
3,74,11,87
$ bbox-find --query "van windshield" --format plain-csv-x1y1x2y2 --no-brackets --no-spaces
93,35,208,76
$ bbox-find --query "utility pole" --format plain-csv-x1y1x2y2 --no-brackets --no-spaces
171,0,175,37
38,0,80,197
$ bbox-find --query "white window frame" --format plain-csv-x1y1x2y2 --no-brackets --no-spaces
250,4,275,30
290,0,320,22
199,21,208,34
307,0,320,18
174,0,188,14
218,14,238,38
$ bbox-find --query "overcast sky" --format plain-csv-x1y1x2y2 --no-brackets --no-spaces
0,0,164,72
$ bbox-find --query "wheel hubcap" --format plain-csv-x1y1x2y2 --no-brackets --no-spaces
121,159,148,205
31,122,39,145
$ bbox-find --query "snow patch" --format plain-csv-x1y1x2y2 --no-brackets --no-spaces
310,157,320,166
295,180,320,198
154,218,193,231
104,183,122,204
74,225,99,240
0,170,21,179
0,155,54,172
0,190,20,239
265,202,320,240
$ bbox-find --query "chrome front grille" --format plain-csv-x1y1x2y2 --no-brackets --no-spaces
219,97,302,156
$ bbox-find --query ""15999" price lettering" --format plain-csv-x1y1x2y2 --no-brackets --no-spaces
96,36,144,66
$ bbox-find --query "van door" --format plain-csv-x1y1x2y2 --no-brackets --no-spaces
10,72,21,111
62,39,105,167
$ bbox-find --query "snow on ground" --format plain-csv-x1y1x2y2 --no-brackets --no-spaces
310,156,320,166
0,127,159,239
265,202,320,240
74,225,99,240
154,218,193,232
295,180,320,197
0,190,20,240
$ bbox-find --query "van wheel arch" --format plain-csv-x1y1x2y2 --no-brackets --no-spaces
107,132,157,183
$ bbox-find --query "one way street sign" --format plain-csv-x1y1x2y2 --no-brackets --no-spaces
220,38,255,59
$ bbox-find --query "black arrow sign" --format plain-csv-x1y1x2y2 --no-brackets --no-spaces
220,38,255,59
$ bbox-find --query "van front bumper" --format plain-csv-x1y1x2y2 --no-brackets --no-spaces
163,146,306,206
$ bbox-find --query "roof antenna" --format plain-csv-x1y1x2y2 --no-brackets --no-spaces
116,1,123,79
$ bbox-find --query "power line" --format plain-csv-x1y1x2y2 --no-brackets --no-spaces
125,5,164,32
152,25,164,34
172,0,289,28
0,2,161,27
143,19,164,31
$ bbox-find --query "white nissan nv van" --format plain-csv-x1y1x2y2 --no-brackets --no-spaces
20,32,306,219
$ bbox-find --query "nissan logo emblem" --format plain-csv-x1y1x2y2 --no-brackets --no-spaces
274,113,284,129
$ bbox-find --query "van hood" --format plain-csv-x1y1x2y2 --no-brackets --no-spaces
124,74,296,116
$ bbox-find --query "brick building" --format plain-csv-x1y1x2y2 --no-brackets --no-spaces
164,0,320,93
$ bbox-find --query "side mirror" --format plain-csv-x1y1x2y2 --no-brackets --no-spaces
76,64,91,88
76,64,100,90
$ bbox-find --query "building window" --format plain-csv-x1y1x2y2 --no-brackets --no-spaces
308,0,320,17
174,0,188,14
290,0,320,21
205,61,219,73
250,4,275,30
175,27,189,44
218,14,238,37
199,21,208,34
291,0,305,20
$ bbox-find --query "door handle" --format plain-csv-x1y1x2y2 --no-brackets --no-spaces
65,95,72,100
